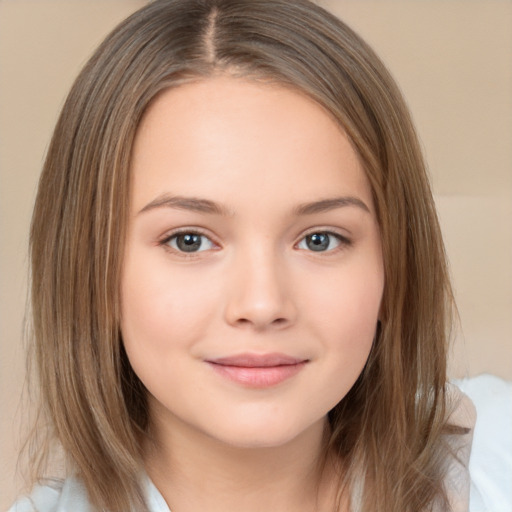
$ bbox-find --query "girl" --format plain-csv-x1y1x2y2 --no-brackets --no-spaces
10,0,474,511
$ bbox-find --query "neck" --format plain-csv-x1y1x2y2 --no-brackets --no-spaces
144,414,339,512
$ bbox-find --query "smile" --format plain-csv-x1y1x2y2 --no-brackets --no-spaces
205,353,308,388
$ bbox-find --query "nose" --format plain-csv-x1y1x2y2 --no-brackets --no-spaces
223,245,297,331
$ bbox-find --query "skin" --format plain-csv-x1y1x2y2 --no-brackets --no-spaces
121,76,384,512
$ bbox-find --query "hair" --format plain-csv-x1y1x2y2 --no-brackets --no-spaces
27,0,459,510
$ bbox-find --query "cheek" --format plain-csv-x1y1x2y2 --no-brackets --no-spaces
307,259,383,336
288,267,382,422
321,277,382,393
119,254,218,370
303,256,383,387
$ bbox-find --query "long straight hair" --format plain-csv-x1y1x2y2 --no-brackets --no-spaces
28,1,456,510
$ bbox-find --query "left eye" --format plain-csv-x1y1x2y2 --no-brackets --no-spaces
164,232,215,253
297,232,345,252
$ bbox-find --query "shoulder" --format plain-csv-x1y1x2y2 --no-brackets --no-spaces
7,474,171,512
453,374,512,512
441,383,477,512
446,382,477,431
6,477,92,512
443,382,476,484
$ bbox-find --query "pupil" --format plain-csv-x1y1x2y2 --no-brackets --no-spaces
177,234,201,252
307,233,329,251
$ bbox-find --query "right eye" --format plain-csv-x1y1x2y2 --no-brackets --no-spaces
162,231,216,254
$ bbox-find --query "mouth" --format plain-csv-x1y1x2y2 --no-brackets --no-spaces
205,353,309,388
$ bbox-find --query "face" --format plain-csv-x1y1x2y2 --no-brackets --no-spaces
121,76,384,450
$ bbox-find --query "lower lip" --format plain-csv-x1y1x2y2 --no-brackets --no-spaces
207,362,306,388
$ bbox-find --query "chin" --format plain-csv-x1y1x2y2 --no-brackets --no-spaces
214,432,301,450
203,416,324,450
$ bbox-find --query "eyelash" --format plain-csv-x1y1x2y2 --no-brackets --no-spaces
298,229,352,254
159,228,217,258
159,228,352,258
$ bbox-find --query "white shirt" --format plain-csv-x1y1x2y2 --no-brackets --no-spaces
9,379,510,512
7,475,170,512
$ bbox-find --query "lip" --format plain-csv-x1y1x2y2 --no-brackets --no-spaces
205,353,308,388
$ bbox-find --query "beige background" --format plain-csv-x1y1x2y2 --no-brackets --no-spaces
1,0,511,508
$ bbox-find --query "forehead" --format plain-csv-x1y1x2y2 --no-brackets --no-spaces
130,76,372,214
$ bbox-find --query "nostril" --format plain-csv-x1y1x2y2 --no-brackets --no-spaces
234,317,288,328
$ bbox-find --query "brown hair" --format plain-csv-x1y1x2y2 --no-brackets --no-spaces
28,0,457,510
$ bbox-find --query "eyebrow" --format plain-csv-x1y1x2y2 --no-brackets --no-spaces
293,196,370,215
138,194,370,216
139,194,234,216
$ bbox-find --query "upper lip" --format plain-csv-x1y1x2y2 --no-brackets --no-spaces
206,353,308,367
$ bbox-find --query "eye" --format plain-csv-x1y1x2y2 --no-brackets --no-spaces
297,231,349,252
163,231,216,253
